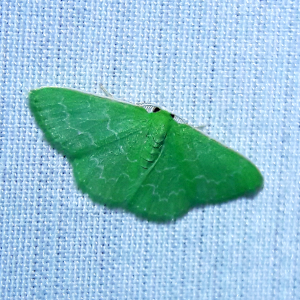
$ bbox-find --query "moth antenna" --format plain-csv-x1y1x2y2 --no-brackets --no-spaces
99,84,113,97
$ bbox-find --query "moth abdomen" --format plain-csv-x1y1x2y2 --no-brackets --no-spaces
140,141,162,169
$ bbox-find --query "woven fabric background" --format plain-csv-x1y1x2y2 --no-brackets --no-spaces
0,1,299,299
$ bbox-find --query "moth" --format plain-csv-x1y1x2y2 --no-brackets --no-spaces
29,87,263,222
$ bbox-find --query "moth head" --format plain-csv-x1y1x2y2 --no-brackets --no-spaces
152,107,175,119
141,104,186,124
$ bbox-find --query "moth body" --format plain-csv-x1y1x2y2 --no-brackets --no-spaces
29,87,263,222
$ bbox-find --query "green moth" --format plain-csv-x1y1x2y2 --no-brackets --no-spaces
29,87,263,222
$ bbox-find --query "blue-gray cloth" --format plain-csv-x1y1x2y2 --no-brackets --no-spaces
1,1,299,299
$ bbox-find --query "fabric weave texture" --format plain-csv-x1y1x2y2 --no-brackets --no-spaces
0,1,299,299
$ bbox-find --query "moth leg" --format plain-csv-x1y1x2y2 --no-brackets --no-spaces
99,84,113,98
195,125,206,131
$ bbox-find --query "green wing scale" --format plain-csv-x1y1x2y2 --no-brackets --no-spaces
29,87,263,222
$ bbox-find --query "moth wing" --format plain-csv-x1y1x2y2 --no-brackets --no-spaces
128,123,263,222
29,87,149,158
71,127,149,208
